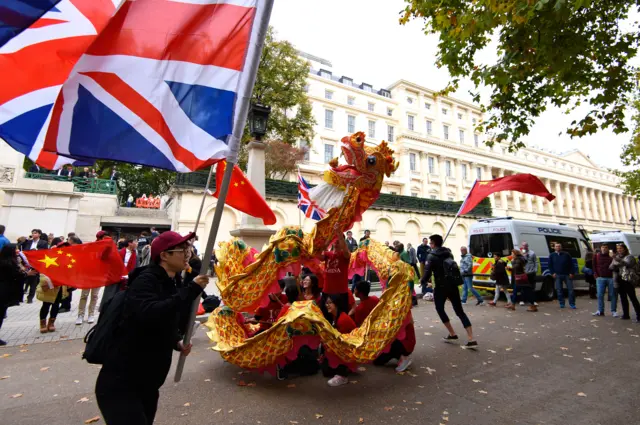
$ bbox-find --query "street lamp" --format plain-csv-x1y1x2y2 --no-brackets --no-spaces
249,104,271,141
630,216,637,234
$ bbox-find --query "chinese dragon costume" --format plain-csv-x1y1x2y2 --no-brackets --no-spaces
204,132,416,373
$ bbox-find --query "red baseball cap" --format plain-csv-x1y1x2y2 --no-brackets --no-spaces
150,231,195,261
96,230,107,240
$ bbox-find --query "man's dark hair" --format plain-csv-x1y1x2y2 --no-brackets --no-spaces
68,236,82,245
31,228,42,236
346,231,352,235
140,231,151,237
429,234,443,247
600,243,609,249
0,225,5,235
364,229,370,234
67,232,76,238
284,282,300,304
422,237,428,242
355,280,371,297
396,243,405,253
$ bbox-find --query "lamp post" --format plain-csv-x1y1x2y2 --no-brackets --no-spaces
630,216,637,234
229,103,276,248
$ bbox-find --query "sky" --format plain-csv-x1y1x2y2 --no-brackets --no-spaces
269,0,638,170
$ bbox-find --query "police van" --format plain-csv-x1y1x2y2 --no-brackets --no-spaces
468,217,593,300
590,231,640,255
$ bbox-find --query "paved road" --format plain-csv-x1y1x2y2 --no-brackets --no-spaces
2,294,640,425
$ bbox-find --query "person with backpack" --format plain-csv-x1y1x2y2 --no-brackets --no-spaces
421,234,477,349
94,231,208,425
610,243,640,322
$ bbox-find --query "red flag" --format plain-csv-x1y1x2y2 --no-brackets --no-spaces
24,240,126,289
212,159,277,225
458,174,555,216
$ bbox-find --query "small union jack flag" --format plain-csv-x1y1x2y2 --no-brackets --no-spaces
297,171,325,221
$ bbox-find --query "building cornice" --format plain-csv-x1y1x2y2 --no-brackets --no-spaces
387,79,483,113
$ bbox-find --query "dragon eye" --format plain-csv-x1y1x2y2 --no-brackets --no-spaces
367,155,377,166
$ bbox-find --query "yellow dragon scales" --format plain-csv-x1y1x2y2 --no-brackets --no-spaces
205,132,415,371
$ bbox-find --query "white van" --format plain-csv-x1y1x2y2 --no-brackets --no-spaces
468,217,593,300
590,231,640,256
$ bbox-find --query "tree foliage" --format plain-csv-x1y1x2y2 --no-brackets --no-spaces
96,161,176,200
401,0,640,150
237,140,308,180
617,85,640,197
248,27,316,144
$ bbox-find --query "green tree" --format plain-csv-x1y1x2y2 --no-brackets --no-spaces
617,86,640,197
94,161,176,200
401,0,639,150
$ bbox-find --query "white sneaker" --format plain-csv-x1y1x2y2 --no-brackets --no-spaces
612,312,619,318
87,315,95,324
327,375,349,387
534,302,539,306
519,301,525,306
395,356,412,373
75,316,83,326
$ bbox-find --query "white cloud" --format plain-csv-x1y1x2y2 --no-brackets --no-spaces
270,0,637,170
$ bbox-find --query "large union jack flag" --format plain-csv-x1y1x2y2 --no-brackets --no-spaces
1,0,265,172
0,0,118,169
298,171,326,221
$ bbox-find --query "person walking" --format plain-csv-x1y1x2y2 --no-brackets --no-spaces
488,253,512,309
36,274,69,333
417,238,430,277
95,231,207,425
459,246,484,306
345,231,358,253
0,244,29,345
520,242,538,307
407,243,420,279
421,234,477,348
610,243,640,322
592,244,617,317
512,249,536,311
548,242,577,309
21,229,48,303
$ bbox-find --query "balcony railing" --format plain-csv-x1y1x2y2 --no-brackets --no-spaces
25,172,117,195
175,171,492,217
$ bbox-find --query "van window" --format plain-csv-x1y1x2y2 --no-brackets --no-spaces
545,236,581,258
470,233,514,258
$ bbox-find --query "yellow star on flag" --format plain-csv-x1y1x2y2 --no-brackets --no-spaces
66,253,72,258
234,182,239,187
71,259,76,263
67,264,73,269
38,255,59,269
479,181,489,186
57,250,63,254
240,181,245,185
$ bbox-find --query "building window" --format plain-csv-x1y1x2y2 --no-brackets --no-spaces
411,192,419,197
362,84,373,93
347,96,355,106
324,144,334,163
457,113,463,120
430,195,437,200
459,129,465,143
443,125,449,140
474,134,479,147
424,102,431,110
368,102,375,112
409,153,417,171
387,125,394,142
407,97,414,104
324,109,334,129
476,167,482,181
387,107,393,117
426,120,433,135
442,108,448,115
461,164,467,180
390,191,398,195
407,115,415,131
325,89,333,100
347,115,356,133
428,157,435,174
368,120,376,138
445,160,452,177
319,70,331,78
300,141,310,161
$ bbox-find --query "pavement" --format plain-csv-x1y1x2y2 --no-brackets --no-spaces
2,293,640,425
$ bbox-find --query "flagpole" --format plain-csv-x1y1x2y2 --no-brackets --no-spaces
443,180,477,244
297,167,302,229
193,165,215,242
174,0,275,383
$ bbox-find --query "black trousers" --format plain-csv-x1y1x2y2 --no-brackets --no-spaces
282,345,319,377
0,303,8,332
24,275,38,301
96,370,159,425
60,289,72,310
434,284,471,328
374,340,410,366
40,290,63,320
321,358,350,378
618,280,640,320
519,285,536,305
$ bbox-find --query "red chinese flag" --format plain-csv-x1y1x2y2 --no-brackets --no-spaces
212,159,277,225
24,239,126,289
459,173,555,216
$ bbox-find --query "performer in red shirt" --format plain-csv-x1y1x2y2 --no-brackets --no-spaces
321,294,357,387
321,234,351,318
352,280,380,327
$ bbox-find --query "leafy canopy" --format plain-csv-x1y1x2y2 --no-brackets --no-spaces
401,0,640,150
617,84,640,197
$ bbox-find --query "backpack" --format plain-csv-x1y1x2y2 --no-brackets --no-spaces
442,256,464,287
82,289,127,364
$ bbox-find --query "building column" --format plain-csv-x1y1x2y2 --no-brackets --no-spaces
545,178,556,216
597,190,608,222
499,169,508,211
623,196,633,222
589,189,599,221
630,197,639,220
581,186,592,220
610,193,621,223
454,159,464,200
573,184,583,219
619,195,630,223
535,192,544,215
555,181,565,216
525,194,534,213
604,192,615,222
438,156,447,200
485,165,496,208
564,183,574,217
513,188,522,211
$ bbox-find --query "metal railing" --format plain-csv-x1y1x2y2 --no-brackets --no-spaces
25,172,117,195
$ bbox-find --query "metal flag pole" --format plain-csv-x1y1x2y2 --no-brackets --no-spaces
443,180,477,244
193,165,215,236
297,167,302,228
174,0,275,383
